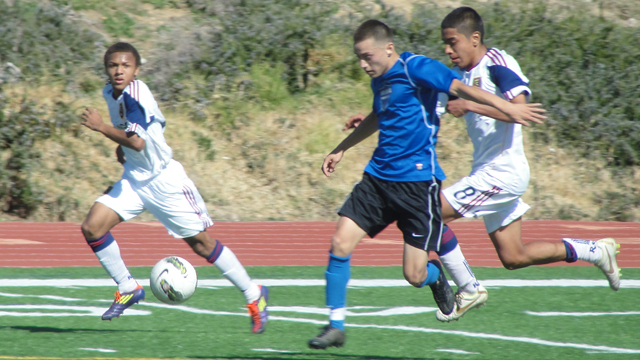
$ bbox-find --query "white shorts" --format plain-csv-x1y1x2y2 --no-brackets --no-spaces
96,160,213,238
442,168,530,233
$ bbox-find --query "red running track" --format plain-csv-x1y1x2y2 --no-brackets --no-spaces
0,220,638,268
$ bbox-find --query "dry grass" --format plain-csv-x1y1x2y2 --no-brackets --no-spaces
3,0,639,223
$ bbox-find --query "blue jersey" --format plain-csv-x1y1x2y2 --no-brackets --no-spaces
365,52,460,182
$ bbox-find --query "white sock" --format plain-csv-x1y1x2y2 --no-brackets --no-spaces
439,244,480,294
214,246,261,303
95,241,138,293
563,238,602,264
329,307,346,321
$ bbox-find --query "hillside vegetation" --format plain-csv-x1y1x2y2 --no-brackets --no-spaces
1,0,639,223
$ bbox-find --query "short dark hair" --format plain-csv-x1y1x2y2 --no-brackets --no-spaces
441,7,484,43
353,19,393,44
103,42,141,69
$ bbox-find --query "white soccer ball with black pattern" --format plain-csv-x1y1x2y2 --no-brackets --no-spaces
150,256,198,305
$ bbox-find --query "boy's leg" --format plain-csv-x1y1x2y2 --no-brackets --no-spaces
403,243,455,316
184,231,268,334
489,218,566,269
81,201,143,320
490,218,621,290
434,225,488,322
309,216,367,350
439,197,482,293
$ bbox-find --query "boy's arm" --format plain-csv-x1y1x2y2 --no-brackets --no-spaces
322,112,377,177
81,107,145,151
447,94,535,125
448,79,545,125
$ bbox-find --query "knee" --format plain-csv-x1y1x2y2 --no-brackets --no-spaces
81,219,100,239
499,254,528,270
185,233,218,259
330,234,354,258
403,268,426,288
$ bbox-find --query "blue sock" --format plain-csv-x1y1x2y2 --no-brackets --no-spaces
84,232,115,253
206,240,224,263
326,252,350,331
563,240,578,263
419,261,440,287
435,226,458,257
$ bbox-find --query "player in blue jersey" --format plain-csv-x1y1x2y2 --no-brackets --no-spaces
342,7,621,325
80,42,269,334
308,20,546,349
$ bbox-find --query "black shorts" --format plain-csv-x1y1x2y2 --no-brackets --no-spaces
338,172,443,251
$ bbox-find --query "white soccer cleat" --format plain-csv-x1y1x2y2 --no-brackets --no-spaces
436,285,488,322
595,238,621,291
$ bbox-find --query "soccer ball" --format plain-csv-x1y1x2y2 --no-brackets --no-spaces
150,256,198,305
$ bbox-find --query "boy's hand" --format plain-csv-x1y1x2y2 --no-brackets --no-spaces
343,113,365,131
446,99,469,117
81,107,105,132
322,150,344,177
116,145,126,164
505,103,546,126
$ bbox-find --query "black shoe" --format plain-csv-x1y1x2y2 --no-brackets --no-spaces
309,325,345,349
428,259,455,315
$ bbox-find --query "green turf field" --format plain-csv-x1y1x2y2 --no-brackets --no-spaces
0,266,638,360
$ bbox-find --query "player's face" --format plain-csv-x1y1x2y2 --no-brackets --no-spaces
442,28,476,70
354,38,394,78
105,52,140,96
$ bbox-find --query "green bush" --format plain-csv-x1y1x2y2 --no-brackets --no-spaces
0,0,103,84
480,2,640,167
0,1,101,217
2,0,640,220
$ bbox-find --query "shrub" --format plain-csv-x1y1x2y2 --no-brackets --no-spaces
0,0,104,84
0,1,102,217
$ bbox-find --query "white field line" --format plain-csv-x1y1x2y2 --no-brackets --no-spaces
114,301,640,355
0,278,639,288
78,348,117,353
1,291,639,354
436,348,481,355
526,311,640,317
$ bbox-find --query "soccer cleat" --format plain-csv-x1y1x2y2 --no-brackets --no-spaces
102,285,145,321
309,325,345,349
436,285,488,322
595,238,621,291
246,285,269,334
428,259,455,315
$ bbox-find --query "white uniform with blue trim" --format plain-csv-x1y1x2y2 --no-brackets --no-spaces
440,48,532,233
96,80,213,238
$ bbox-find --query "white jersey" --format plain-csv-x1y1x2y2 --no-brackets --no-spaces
440,49,533,231
103,80,173,184
440,48,531,194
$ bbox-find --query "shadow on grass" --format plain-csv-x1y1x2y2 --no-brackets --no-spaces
191,355,439,360
3,326,154,333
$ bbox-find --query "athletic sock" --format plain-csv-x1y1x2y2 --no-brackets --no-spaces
86,232,137,293
436,226,479,294
326,252,351,331
208,240,260,304
419,261,440,287
562,238,602,264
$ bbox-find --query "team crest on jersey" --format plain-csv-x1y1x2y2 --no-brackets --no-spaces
119,102,125,119
379,84,392,111
472,77,481,87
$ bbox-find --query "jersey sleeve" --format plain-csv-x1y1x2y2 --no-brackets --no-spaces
123,81,161,139
405,55,461,93
436,92,449,118
487,51,531,101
